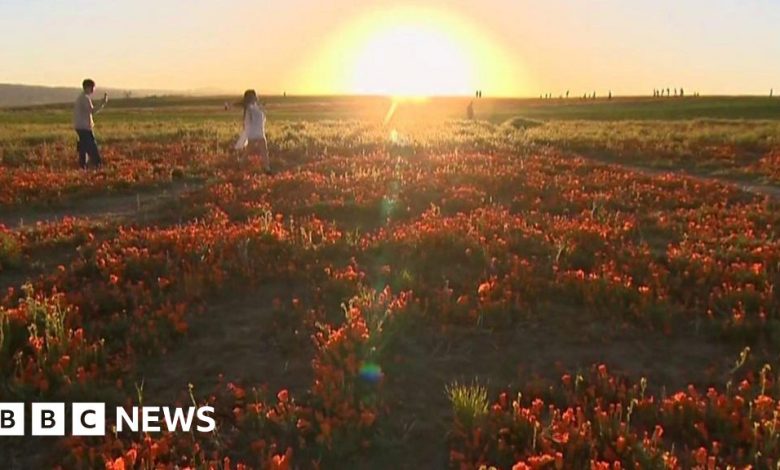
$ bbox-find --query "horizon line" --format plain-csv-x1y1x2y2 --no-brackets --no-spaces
1,82,776,100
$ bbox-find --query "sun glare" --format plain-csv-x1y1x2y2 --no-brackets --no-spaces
298,7,525,97
350,23,474,97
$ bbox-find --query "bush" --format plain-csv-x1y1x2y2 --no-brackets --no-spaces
502,116,544,131
0,230,22,270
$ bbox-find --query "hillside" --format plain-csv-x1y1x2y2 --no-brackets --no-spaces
0,83,175,108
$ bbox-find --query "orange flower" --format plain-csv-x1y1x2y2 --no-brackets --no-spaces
360,409,376,427
694,447,708,466
124,449,137,466
616,435,626,453
228,382,246,400
477,281,491,297
270,448,292,470
110,457,125,470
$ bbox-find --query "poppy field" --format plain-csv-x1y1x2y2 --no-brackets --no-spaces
2,96,780,469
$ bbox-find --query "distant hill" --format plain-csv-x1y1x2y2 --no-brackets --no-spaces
0,84,180,108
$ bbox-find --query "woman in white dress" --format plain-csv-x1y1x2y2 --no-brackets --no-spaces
234,89,271,174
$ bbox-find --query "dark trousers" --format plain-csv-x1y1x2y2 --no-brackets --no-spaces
76,130,102,169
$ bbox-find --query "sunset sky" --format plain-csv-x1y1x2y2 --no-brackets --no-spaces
1,0,778,96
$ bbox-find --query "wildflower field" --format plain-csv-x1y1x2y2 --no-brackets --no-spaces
2,95,780,469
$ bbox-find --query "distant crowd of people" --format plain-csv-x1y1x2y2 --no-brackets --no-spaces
73,78,271,173
653,87,693,97
532,86,780,100
539,90,612,101
652,88,776,98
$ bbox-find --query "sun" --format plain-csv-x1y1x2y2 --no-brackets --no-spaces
349,22,475,97
298,7,525,97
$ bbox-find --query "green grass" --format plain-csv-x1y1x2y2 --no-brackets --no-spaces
523,119,780,158
446,380,489,430
3,95,780,125
487,96,780,122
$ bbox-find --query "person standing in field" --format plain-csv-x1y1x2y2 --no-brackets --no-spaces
234,89,271,174
73,78,108,169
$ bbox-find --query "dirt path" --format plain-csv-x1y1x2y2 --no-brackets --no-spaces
617,161,780,199
0,181,205,301
137,282,313,404
568,149,780,199
0,180,202,229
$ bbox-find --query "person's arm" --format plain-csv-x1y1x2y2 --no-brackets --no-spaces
234,109,250,150
234,129,248,150
91,93,109,115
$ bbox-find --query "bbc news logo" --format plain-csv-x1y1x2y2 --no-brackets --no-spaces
0,403,216,436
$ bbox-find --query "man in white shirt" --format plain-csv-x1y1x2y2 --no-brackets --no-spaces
74,78,108,169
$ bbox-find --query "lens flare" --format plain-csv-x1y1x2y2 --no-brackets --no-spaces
359,362,384,383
